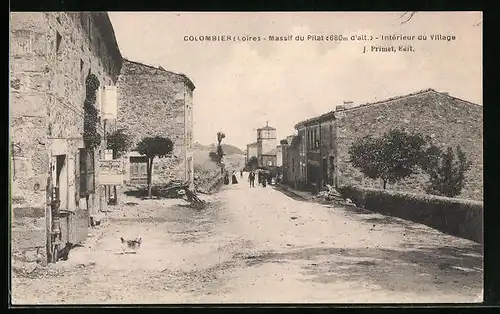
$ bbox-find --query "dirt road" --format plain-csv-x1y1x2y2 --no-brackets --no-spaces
11,174,483,304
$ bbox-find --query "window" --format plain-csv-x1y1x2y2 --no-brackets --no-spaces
79,148,95,196
56,31,62,52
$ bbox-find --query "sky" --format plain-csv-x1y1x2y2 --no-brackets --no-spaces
108,12,482,150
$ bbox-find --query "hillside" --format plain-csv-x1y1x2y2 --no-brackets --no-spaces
193,142,246,182
193,142,244,155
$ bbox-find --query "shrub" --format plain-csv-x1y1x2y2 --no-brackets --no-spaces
424,145,472,198
338,185,483,243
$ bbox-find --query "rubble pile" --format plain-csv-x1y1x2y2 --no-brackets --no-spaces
313,185,356,206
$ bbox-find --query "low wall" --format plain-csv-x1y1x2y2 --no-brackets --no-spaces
338,185,483,243
11,206,47,262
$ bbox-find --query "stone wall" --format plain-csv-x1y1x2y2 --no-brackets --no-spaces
10,12,122,253
335,89,483,201
117,60,195,184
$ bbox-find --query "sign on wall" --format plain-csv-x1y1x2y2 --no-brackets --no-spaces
99,159,123,185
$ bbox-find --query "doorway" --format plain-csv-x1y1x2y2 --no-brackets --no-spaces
322,158,328,188
54,154,68,210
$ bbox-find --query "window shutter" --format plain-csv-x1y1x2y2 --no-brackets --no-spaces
79,148,87,196
87,149,95,194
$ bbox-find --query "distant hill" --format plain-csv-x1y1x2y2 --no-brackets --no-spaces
193,142,244,155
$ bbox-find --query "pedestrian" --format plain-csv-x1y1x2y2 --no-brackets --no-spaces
240,170,243,178
248,171,255,187
232,171,238,184
262,173,267,187
257,171,262,186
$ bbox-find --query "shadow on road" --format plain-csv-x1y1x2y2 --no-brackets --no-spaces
237,243,483,296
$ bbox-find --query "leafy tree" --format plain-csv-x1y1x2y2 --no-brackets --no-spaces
424,145,472,197
209,151,219,163
246,156,259,170
348,129,429,189
216,132,226,164
106,129,132,159
217,132,226,146
136,136,174,198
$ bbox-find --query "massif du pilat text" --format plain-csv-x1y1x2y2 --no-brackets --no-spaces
183,34,457,42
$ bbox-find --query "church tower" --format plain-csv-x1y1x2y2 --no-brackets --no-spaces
257,121,277,167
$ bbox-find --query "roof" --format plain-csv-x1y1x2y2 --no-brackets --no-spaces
122,59,196,91
257,125,276,131
294,88,481,130
247,142,258,147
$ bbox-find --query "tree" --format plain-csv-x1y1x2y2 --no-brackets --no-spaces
348,129,429,189
216,132,226,164
106,129,132,159
217,132,226,146
208,151,219,163
246,156,259,170
136,136,174,198
424,145,472,197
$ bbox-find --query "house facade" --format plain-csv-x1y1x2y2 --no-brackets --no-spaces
294,111,336,193
10,12,122,261
276,144,284,167
256,123,277,167
246,142,258,164
283,131,307,189
116,59,196,188
285,89,483,200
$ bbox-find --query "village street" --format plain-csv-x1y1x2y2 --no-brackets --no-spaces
11,173,483,304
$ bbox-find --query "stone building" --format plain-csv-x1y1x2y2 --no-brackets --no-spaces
116,59,195,188
10,12,123,260
246,142,258,164
294,111,336,193
276,144,284,167
256,122,277,167
283,132,307,189
287,89,483,200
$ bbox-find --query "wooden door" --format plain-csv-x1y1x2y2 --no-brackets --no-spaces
130,156,148,184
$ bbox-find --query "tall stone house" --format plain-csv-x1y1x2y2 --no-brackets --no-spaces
246,142,258,165
116,59,195,188
10,12,122,261
256,122,278,167
284,89,483,201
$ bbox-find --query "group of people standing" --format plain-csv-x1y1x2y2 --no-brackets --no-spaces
223,170,240,185
247,170,271,188
224,169,274,188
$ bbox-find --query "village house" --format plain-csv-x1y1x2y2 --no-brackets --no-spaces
246,142,258,164
284,89,483,201
10,12,123,262
116,59,196,189
257,122,278,167
245,122,279,168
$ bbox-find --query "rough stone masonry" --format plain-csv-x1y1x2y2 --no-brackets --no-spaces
335,89,483,201
116,59,195,186
10,12,123,254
